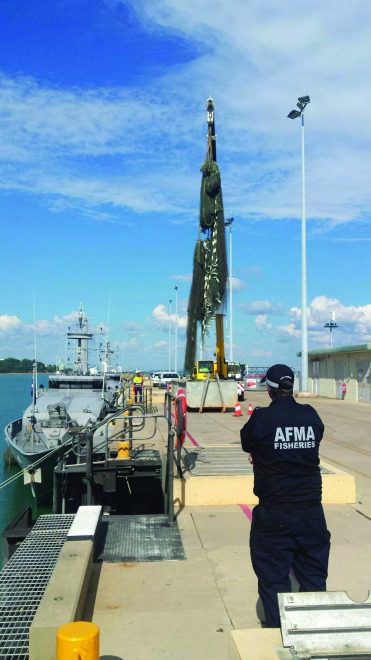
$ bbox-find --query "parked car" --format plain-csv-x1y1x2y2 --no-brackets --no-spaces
158,372,180,389
151,372,161,387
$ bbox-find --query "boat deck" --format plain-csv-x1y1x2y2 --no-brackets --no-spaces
8,389,371,659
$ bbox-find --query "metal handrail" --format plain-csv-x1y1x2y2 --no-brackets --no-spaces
4,385,185,523
54,389,184,524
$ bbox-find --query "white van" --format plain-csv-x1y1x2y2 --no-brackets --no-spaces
158,372,180,389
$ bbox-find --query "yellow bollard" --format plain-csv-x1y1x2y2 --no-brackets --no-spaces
117,440,130,459
56,621,99,659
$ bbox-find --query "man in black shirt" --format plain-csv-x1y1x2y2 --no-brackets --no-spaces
240,363,331,628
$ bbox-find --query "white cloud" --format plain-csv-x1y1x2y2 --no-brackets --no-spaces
0,1,370,224
0,312,79,336
120,0,371,224
0,315,22,332
123,321,146,337
229,277,246,292
255,314,272,332
151,341,168,350
286,295,371,346
151,304,187,329
278,323,301,339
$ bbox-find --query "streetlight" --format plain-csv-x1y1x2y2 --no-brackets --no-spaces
324,313,338,349
168,299,172,370
174,286,178,372
225,217,234,364
288,95,310,391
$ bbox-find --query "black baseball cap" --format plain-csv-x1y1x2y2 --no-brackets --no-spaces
260,364,294,390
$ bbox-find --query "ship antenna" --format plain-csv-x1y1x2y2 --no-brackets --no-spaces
101,292,112,399
32,290,38,409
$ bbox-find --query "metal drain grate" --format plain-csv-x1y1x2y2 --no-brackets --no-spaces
0,514,74,660
95,515,186,563
183,447,333,477
183,446,254,475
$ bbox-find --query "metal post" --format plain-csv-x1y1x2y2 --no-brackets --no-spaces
229,222,233,363
174,286,178,372
288,97,310,392
85,430,93,505
52,467,58,514
225,217,234,364
164,393,175,522
168,299,172,371
301,112,308,392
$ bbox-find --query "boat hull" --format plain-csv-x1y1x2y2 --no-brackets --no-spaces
4,420,73,498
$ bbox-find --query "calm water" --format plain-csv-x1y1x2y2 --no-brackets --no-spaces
0,374,51,563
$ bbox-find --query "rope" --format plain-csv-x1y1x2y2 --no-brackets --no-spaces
0,434,77,491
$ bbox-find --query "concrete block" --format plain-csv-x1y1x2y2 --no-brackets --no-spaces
173,461,356,507
173,474,258,507
321,460,357,503
185,380,238,409
29,539,93,660
229,629,283,660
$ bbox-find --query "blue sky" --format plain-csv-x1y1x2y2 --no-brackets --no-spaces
0,0,371,371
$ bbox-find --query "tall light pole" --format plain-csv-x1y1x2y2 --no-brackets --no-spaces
225,217,234,363
168,299,172,371
288,95,310,392
324,312,338,349
174,285,178,372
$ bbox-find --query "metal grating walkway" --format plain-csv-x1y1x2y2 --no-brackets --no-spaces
183,447,333,476
0,514,74,660
183,447,254,475
95,515,186,563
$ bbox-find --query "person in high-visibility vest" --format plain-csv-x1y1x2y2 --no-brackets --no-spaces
133,370,144,402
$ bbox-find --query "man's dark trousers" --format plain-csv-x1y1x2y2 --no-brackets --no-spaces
250,503,331,628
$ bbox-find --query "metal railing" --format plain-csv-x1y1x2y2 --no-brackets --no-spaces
52,388,184,523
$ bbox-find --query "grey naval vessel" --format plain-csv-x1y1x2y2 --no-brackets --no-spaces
4,305,121,489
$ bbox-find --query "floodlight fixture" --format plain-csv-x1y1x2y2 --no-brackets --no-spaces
324,320,338,330
324,319,338,349
288,109,301,119
288,95,310,120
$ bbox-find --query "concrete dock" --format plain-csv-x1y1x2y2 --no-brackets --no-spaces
28,390,371,659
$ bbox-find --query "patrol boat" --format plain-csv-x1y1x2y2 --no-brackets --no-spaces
4,306,121,486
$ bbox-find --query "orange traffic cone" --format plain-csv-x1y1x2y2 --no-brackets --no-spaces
248,402,253,416
233,402,243,417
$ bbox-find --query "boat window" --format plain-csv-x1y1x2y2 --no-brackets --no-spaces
49,379,104,390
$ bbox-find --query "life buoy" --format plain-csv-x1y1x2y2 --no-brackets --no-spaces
174,387,187,447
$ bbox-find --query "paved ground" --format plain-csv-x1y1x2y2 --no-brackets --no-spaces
90,390,371,660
